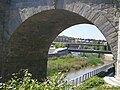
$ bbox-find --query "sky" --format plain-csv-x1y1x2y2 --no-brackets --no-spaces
59,24,106,40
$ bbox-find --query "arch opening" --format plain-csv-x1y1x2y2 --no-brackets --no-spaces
48,24,114,77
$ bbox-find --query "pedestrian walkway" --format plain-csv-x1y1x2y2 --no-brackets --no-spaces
104,76,120,86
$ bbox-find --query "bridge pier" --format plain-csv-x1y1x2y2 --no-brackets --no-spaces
1,51,48,82
115,18,120,80
104,18,120,86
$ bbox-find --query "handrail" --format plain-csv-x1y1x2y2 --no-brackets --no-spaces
66,62,114,87
68,49,112,54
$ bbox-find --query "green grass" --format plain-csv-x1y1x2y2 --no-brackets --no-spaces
87,58,104,67
47,54,104,76
75,76,105,90
75,76,120,90
89,85,120,90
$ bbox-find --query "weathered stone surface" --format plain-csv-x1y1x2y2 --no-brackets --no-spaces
81,5,92,18
87,10,100,21
93,15,107,27
0,1,9,79
55,0,65,9
72,1,81,13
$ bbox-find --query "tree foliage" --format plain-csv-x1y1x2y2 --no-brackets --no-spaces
55,43,67,48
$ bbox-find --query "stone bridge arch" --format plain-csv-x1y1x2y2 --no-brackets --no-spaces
1,0,118,82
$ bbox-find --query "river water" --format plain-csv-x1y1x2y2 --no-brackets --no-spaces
65,60,113,80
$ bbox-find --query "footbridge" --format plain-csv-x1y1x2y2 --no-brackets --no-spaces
0,0,120,82
68,43,112,54
53,42,112,54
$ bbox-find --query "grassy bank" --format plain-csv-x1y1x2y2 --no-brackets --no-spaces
47,54,104,76
76,76,120,90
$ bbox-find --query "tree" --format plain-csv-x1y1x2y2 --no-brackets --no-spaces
55,43,67,48
116,0,120,11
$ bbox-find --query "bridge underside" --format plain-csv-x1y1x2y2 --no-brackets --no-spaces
1,9,92,82
68,49,112,54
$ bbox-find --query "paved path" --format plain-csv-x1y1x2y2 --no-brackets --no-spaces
104,76,120,86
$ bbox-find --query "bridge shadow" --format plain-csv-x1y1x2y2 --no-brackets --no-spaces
97,67,115,77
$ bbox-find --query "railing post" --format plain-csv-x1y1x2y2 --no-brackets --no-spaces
83,74,85,81
93,71,95,76
86,73,89,79
92,71,94,76
84,74,87,80
76,78,78,86
88,73,90,78
72,80,74,85
79,77,81,84
90,72,92,77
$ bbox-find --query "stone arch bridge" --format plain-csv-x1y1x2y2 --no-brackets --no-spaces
0,0,119,82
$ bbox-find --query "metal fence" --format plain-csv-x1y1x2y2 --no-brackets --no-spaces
66,63,114,87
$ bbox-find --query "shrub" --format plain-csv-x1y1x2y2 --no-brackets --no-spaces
76,76,104,90
65,54,74,59
0,69,73,90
